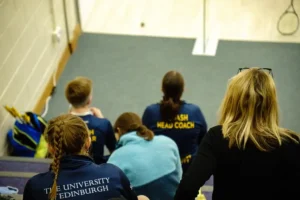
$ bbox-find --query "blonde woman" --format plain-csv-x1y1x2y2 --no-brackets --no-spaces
174,67,300,200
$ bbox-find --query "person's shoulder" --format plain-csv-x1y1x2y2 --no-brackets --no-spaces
145,103,160,111
88,116,112,128
88,115,110,123
88,163,128,182
152,136,179,157
155,135,177,146
155,134,173,141
282,131,300,148
26,171,52,187
209,125,222,133
278,132,300,163
143,104,161,121
108,148,127,162
97,162,126,175
182,102,199,108
181,102,201,112
110,144,137,159
206,125,223,139
30,171,51,181
97,163,122,170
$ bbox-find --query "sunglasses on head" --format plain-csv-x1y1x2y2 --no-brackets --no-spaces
237,67,274,77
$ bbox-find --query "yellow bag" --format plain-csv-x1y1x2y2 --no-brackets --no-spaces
34,134,48,158
196,188,207,200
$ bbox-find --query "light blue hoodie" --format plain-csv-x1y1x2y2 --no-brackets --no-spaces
107,131,182,200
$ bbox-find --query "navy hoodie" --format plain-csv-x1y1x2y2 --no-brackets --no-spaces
142,101,207,173
71,111,117,164
23,155,138,200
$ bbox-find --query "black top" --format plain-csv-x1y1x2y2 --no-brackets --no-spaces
174,125,300,200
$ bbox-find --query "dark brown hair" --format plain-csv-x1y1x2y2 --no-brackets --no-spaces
160,71,184,121
45,114,90,200
114,112,154,141
65,77,92,108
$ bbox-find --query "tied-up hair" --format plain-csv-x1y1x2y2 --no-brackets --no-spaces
160,71,184,121
114,112,154,141
219,67,299,151
45,114,90,200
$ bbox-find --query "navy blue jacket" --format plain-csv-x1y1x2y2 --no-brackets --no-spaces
72,111,116,164
23,155,138,200
142,101,207,173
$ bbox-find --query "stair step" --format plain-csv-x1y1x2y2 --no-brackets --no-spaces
0,156,51,173
0,171,37,194
0,194,23,200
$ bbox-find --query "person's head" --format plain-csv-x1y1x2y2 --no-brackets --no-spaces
160,71,185,121
114,112,154,141
65,77,93,108
219,67,298,151
45,114,91,200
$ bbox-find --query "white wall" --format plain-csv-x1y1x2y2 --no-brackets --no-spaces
66,0,78,40
207,0,300,43
78,0,96,31
0,0,78,156
81,0,300,43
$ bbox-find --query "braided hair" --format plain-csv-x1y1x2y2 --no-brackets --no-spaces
45,114,90,200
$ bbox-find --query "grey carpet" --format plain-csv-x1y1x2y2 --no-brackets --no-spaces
46,33,300,133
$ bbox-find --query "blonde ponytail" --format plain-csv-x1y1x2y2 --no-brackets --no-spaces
44,114,90,199
49,122,64,200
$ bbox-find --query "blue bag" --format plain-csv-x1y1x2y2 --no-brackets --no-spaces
7,112,48,158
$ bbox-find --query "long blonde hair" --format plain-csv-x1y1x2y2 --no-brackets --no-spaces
45,114,90,200
219,67,298,151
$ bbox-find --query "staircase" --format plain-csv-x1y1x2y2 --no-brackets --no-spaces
0,156,51,197
201,176,213,200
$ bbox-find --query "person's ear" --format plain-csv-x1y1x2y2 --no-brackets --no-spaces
117,127,125,135
115,133,119,141
87,95,92,105
115,127,122,140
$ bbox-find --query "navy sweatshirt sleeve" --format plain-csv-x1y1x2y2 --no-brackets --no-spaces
105,120,117,153
195,106,208,145
142,106,151,128
119,169,138,200
23,179,35,200
174,127,216,200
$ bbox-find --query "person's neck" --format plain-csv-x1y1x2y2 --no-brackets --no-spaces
71,106,90,114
